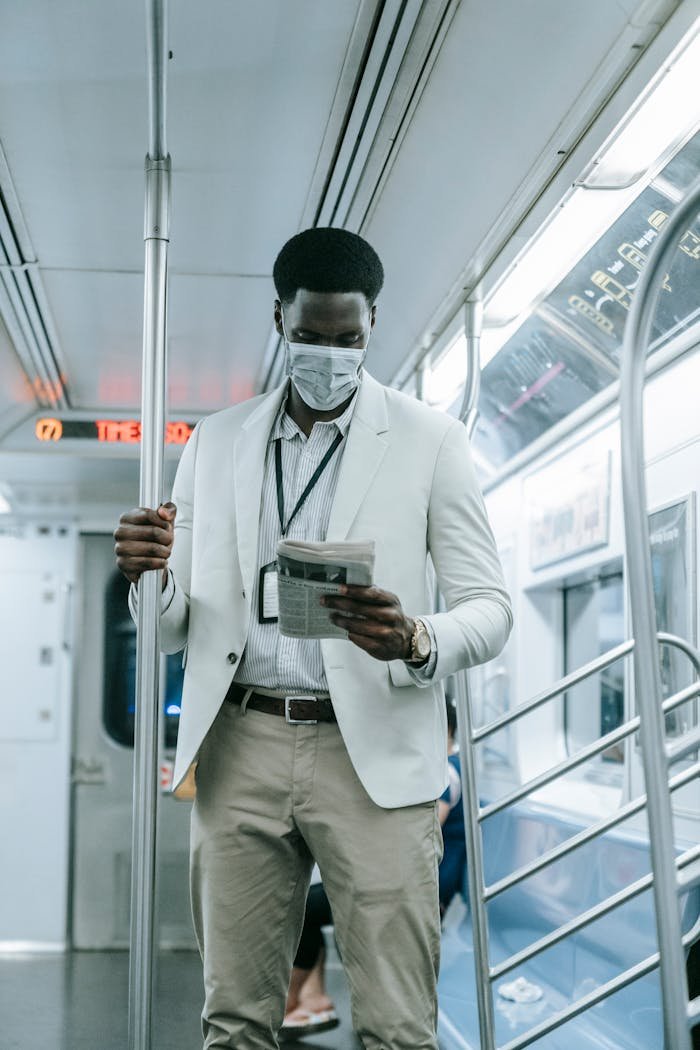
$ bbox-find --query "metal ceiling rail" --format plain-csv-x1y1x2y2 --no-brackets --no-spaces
453,175,700,1050
128,2,171,1049
0,191,68,409
263,0,468,395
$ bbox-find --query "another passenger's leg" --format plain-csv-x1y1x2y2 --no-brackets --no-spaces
190,702,313,1050
300,721,443,1050
285,883,335,1020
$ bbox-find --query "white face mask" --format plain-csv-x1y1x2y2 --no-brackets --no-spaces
282,315,370,411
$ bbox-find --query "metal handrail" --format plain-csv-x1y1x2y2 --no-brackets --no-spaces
129,3,171,1050
459,298,482,431
474,631,700,743
485,756,700,902
490,842,700,982
667,725,700,765
453,294,501,1046
454,176,700,1050
499,920,700,1050
678,858,700,895
473,640,634,741
480,674,700,821
620,173,700,1050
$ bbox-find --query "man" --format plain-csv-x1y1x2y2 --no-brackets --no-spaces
115,227,511,1049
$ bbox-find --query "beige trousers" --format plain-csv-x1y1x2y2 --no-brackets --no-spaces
190,698,444,1049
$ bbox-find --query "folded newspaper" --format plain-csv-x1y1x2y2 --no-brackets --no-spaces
277,539,375,639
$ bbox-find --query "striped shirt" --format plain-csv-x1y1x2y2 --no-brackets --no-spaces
234,388,357,692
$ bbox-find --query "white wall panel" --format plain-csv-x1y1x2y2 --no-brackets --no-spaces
0,523,76,946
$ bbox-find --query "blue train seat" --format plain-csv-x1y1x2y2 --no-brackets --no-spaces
438,799,700,1049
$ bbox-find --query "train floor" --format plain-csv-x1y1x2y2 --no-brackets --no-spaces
0,949,362,1050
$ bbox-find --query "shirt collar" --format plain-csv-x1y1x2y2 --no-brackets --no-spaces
271,378,361,442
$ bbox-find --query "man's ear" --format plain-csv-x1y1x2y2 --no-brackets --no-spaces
273,299,284,337
370,304,377,329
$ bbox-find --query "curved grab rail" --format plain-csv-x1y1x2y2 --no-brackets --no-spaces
620,173,700,1050
456,180,700,1050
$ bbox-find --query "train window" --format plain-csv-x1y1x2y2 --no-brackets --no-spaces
564,498,696,773
564,570,626,772
472,128,700,469
103,571,183,750
472,317,614,465
648,497,696,739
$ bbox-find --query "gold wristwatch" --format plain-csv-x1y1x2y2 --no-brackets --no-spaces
408,617,431,663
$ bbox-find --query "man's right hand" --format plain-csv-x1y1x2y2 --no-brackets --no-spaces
114,502,177,588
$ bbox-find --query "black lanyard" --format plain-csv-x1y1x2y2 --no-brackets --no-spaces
275,431,344,537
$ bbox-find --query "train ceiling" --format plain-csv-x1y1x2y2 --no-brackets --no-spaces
0,0,691,509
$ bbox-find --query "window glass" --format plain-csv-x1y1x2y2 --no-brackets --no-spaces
103,571,183,750
564,572,625,770
472,316,614,464
563,499,696,769
648,498,696,738
472,129,700,468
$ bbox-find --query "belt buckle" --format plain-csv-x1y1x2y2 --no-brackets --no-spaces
285,695,318,725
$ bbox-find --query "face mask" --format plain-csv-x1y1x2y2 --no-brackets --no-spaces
281,315,369,411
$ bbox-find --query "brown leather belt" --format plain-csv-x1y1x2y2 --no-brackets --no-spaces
225,682,336,724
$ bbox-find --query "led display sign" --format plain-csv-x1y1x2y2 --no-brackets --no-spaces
35,418,195,445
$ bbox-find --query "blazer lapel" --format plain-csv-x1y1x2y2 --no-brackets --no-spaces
326,371,390,541
233,382,287,597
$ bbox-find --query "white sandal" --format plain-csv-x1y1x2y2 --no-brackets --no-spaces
280,1007,340,1039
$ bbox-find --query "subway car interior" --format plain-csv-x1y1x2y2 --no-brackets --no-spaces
1,1,700,1048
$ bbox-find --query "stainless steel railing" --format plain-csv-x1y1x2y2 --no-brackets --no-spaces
453,176,700,1050
619,173,700,1049
456,631,700,1049
129,3,171,1049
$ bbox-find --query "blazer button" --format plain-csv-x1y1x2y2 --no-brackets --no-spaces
227,652,238,665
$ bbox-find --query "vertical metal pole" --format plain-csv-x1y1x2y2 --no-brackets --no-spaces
620,176,700,1050
454,295,497,1048
455,671,498,1050
459,297,483,434
128,3,170,1049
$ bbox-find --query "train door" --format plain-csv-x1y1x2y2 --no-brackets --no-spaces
71,533,195,948
0,521,76,948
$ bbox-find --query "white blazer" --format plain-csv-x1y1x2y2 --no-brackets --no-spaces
132,372,512,807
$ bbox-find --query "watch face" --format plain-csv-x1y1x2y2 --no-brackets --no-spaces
415,626,431,659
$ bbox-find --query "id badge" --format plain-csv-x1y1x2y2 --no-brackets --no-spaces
258,561,279,624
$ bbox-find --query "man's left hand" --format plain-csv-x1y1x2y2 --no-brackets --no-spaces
321,585,414,661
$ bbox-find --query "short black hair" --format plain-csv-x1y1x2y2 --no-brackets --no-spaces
273,227,384,306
